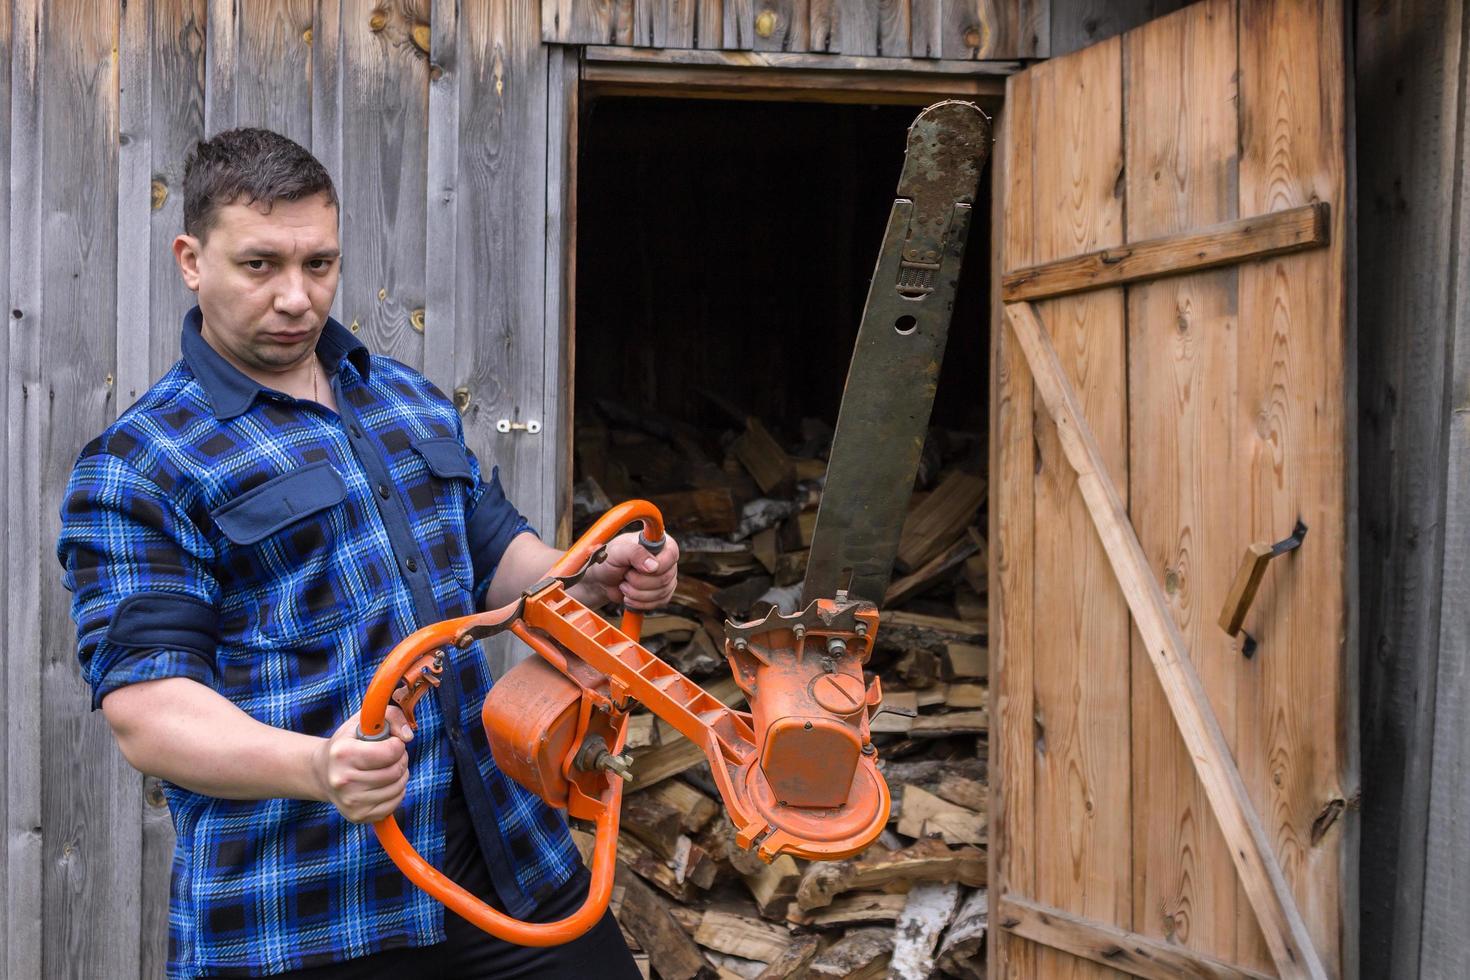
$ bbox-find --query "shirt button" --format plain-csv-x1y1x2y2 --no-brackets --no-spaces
405,558,419,573
349,424,362,439
377,483,390,499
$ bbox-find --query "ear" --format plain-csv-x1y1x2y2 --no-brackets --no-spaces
173,234,203,292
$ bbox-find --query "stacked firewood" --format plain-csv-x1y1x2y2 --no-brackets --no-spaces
573,399,989,979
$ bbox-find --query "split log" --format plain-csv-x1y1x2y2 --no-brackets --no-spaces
752,527,779,573
734,418,795,495
714,575,776,619
708,952,768,979
773,549,809,587
638,613,701,641
680,537,763,579
792,457,828,482
650,488,739,536
622,790,685,854
943,642,987,681
934,773,988,813
935,889,988,979
895,471,986,571
909,710,988,737
945,683,987,710
869,690,918,734
895,786,985,845
885,535,979,607
694,910,793,963
620,831,700,902
807,928,894,980
953,588,987,627
780,510,818,551
754,934,820,980
732,498,801,541
788,892,907,928
895,648,943,689
614,866,718,980
889,881,963,979
674,576,723,618
742,853,803,917
795,837,986,911
625,714,659,750
644,779,720,833
877,610,984,654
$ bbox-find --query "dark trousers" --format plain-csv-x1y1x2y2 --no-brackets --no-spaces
268,780,640,979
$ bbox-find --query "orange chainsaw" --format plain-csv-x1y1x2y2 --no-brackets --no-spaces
355,100,991,946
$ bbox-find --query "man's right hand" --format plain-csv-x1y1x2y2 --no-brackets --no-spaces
315,706,413,824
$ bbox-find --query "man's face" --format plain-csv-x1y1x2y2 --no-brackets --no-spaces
173,192,341,375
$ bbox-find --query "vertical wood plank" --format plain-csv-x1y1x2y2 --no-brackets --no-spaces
423,0,461,394
876,0,910,58
748,0,809,53
1048,0,1187,58
832,0,878,57
0,0,11,958
4,2,41,979
990,90,1036,980
910,0,943,58
942,0,1017,60
662,0,696,48
147,0,208,377
808,0,834,52
1236,0,1351,973
696,0,724,48
457,0,552,673
39,3,144,977
1123,0,1241,965
234,1,315,144
204,0,238,134
1355,2,1465,976
722,0,754,50
312,0,346,323
338,0,430,371
1022,38,1132,980
116,0,152,413
544,44,577,546
1421,29,1470,962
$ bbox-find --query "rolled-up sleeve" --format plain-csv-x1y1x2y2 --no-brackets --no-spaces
465,462,536,607
56,450,221,708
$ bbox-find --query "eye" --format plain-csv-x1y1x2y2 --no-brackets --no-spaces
307,258,333,272
244,259,267,272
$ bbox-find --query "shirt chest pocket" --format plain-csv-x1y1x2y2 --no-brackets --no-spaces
406,436,478,592
210,461,359,645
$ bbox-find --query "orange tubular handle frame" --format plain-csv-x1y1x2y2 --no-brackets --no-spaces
357,501,665,947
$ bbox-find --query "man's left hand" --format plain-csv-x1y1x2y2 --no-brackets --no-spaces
581,531,680,610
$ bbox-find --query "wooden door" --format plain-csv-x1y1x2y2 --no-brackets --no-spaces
990,1,1353,978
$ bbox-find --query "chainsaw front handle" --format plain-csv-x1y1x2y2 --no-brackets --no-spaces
355,501,665,946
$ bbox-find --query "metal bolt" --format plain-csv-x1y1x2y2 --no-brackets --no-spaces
733,637,749,652
793,624,806,639
854,622,868,637
861,742,876,756
803,721,813,731
826,636,847,657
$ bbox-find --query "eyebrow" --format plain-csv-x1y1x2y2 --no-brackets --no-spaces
235,246,342,260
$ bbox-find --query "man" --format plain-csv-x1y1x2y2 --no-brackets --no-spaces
57,128,675,978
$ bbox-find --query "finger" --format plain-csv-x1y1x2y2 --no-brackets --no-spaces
384,704,415,742
622,568,675,591
620,586,672,609
337,737,406,774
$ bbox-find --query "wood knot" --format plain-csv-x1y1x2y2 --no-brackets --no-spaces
453,386,472,413
302,27,313,45
754,9,778,38
150,179,168,211
411,23,430,53
410,308,426,333
369,10,387,32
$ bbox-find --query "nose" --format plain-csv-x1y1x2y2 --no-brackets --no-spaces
275,269,312,318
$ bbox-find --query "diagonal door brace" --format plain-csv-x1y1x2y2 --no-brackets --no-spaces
1003,300,1329,980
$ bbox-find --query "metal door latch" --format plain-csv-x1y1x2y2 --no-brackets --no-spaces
496,419,542,435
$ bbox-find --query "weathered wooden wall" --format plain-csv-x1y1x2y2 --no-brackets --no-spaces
2,0,573,975
543,0,1045,59
1356,1,1470,978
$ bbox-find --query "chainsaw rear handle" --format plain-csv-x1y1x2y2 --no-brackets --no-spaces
355,501,665,946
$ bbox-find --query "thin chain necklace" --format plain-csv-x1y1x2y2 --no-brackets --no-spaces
311,356,320,404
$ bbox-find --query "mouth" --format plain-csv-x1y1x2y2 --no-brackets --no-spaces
264,329,315,344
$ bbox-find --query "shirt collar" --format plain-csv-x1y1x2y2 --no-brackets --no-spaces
180,306,371,420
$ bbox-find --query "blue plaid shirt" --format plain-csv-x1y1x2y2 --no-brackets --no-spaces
56,308,581,977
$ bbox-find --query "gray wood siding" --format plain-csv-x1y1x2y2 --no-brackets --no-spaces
543,0,1047,58
1,0,567,974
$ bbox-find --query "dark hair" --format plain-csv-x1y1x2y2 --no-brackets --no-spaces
182,128,338,240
